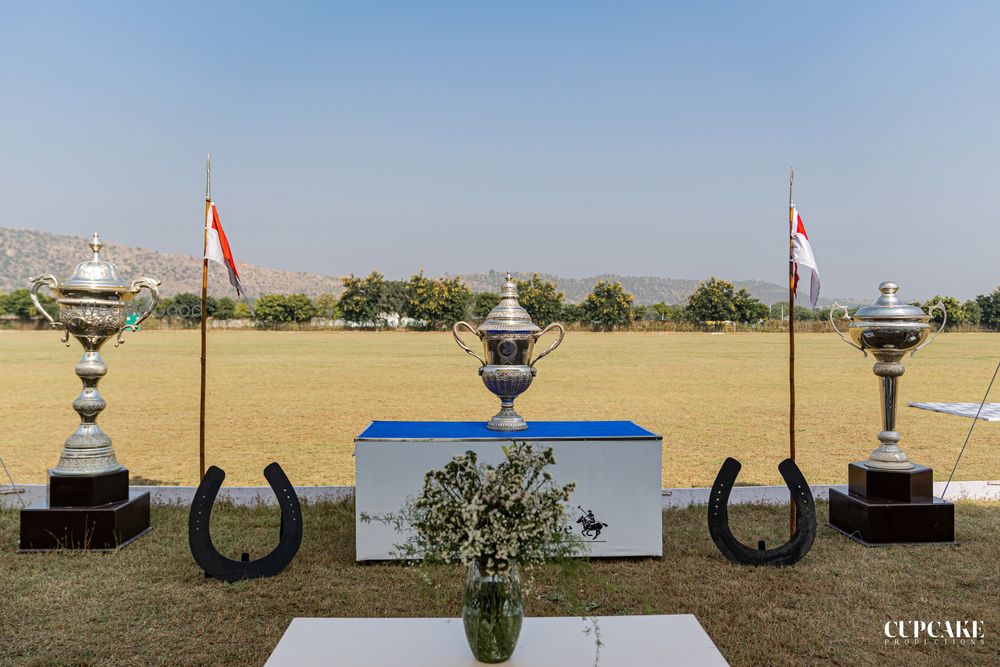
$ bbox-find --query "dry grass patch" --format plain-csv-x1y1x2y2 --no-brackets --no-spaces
2,501,998,666
2,330,998,487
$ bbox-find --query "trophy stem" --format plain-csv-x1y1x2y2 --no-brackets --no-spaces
488,398,528,432
52,339,123,476
868,359,912,470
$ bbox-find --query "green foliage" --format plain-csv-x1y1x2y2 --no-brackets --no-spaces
170,293,204,321
650,302,685,322
285,294,318,322
153,296,173,319
472,291,500,320
632,304,648,321
686,277,737,323
233,301,253,319
687,278,767,324
0,289,56,319
213,297,237,320
963,299,982,326
583,280,635,331
768,301,819,321
407,272,472,329
252,294,289,324
560,302,586,323
340,272,388,328
975,287,1000,330
253,293,317,325
313,293,341,319
793,305,817,321
360,443,580,574
515,274,564,325
382,280,411,318
921,295,965,327
733,288,769,323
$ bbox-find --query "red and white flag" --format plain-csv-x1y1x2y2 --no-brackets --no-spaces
790,206,820,308
204,201,248,300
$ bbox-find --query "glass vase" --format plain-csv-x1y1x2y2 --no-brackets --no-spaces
462,559,524,663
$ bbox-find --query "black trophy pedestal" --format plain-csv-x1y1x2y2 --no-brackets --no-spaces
19,469,151,551
828,461,955,546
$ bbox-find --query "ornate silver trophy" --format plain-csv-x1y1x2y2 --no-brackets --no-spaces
453,273,564,430
831,282,945,469
30,233,160,476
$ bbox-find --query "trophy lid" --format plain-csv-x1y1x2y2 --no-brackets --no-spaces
478,273,541,335
61,233,131,293
852,282,929,321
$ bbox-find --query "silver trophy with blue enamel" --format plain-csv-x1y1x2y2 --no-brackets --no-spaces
453,273,564,430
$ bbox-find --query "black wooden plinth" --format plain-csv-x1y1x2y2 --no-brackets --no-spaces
20,491,151,551
828,460,954,546
49,468,129,507
846,462,933,503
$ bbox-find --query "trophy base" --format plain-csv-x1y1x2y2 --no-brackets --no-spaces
19,492,151,551
19,468,151,551
828,461,954,545
487,405,528,431
48,468,129,507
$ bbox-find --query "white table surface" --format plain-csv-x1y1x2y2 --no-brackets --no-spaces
265,615,729,667
909,402,1000,421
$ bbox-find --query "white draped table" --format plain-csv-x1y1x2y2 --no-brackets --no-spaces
354,420,663,560
909,402,1000,421
264,615,729,666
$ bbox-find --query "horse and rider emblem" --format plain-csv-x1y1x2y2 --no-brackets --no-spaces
576,506,608,540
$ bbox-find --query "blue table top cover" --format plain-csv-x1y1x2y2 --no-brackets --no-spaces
356,420,660,441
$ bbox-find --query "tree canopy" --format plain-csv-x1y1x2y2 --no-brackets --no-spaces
975,287,1000,330
339,272,388,328
583,280,635,331
515,274,565,325
253,293,317,325
407,272,472,329
0,288,56,319
687,277,767,324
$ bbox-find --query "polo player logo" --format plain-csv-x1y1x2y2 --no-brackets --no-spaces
576,506,608,540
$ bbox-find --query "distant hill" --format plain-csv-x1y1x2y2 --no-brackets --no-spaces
0,227,854,306
0,228,344,298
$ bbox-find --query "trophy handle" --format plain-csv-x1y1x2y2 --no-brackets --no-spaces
530,322,565,367
452,321,486,366
29,274,68,345
912,300,946,357
116,277,161,346
829,302,866,357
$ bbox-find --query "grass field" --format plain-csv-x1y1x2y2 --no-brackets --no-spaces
3,500,998,666
2,330,999,488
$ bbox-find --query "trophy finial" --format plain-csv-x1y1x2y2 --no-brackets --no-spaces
89,233,104,257
501,272,517,298
879,281,899,295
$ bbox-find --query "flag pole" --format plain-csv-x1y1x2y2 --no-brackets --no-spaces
199,155,211,480
788,167,796,536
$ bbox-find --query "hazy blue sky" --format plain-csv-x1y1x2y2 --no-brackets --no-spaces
1,2,997,300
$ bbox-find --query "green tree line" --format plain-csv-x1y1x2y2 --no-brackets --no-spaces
7,279,1000,331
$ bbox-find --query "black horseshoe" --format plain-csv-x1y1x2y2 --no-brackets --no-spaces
188,462,303,582
707,457,816,566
